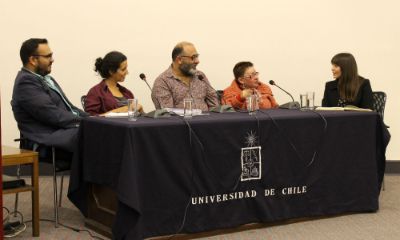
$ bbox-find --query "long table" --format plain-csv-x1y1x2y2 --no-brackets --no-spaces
68,109,389,239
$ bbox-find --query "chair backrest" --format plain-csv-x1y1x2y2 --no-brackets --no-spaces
372,91,387,119
216,90,224,105
81,95,87,111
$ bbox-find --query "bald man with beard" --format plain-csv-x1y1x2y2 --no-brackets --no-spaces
151,41,218,111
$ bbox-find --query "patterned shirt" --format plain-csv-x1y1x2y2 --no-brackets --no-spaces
151,66,219,111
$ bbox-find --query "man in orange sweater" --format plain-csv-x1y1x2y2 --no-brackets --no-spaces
222,61,278,109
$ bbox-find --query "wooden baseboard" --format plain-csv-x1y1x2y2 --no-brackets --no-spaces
146,213,365,240
85,219,112,239
386,160,400,174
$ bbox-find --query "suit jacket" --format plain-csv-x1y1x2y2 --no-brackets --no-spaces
11,68,88,152
321,78,373,110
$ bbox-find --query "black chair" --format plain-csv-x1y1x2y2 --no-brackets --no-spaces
372,91,387,121
372,91,388,190
81,95,87,111
216,90,224,105
14,137,71,227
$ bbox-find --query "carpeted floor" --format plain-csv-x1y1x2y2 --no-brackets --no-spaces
2,175,400,240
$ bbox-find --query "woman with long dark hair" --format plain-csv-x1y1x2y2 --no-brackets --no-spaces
322,53,373,109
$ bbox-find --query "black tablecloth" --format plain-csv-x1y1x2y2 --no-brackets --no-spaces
68,109,390,240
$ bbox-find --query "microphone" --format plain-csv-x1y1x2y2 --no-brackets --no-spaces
196,72,234,113
139,73,170,118
269,80,300,109
196,73,214,99
196,73,216,102
139,73,152,91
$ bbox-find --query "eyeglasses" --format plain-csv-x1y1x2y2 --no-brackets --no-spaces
180,54,200,61
33,53,53,60
242,72,259,80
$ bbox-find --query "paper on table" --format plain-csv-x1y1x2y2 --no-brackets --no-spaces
164,108,202,116
104,108,204,117
315,107,346,111
104,112,129,118
315,106,372,112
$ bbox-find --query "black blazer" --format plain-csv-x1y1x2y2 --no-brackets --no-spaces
11,68,89,151
321,78,373,110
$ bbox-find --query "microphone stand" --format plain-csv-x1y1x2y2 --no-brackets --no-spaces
139,73,170,118
196,73,222,109
273,84,295,102
144,81,152,92
140,74,153,91
269,80,300,109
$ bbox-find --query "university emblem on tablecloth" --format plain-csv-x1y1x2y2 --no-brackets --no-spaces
241,131,261,181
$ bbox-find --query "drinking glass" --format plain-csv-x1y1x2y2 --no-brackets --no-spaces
183,98,193,118
127,98,138,121
246,95,257,115
307,91,315,109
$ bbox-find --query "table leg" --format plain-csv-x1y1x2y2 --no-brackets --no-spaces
31,156,40,236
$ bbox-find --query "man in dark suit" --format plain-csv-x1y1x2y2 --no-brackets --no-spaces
11,38,88,153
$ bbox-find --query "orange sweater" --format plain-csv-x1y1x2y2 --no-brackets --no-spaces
222,80,278,109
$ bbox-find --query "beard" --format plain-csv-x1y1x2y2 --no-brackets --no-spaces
179,63,197,77
35,64,51,76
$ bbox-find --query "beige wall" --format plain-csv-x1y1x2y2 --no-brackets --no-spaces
1,0,399,159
